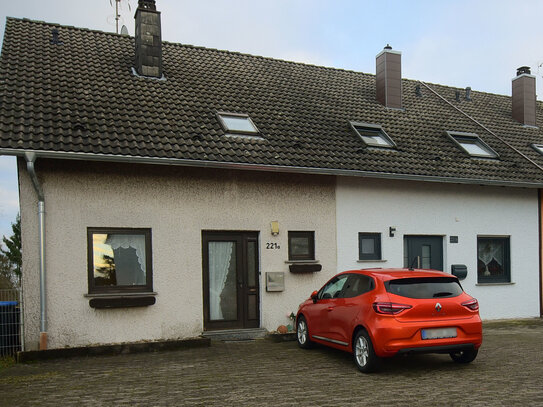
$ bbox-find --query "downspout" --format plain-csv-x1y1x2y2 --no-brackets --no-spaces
24,152,47,350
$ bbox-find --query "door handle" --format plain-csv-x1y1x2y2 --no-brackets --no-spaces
327,306,334,312
248,288,257,293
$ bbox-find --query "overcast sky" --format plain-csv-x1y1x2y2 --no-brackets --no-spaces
1,0,543,239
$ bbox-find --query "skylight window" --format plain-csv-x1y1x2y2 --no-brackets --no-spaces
217,112,259,135
447,131,498,159
532,144,543,155
350,122,396,149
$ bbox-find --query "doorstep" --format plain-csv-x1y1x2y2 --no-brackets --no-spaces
202,328,268,341
16,337,210,363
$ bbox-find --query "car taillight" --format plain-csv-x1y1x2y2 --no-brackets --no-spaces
372,302,412,315
462,298,479,311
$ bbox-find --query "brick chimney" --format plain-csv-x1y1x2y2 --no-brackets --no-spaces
376,45,402,109
134,0,163,78
512,66,536,126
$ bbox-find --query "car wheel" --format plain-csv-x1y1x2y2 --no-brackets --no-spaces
296,316,312,349
449,348,478,364
353,330,379,373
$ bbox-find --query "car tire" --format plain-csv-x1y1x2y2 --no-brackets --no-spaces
296,316,312,349
449,348,478,364
353,330,379,373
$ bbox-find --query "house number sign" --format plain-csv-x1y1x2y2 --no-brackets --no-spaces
266,242,281,249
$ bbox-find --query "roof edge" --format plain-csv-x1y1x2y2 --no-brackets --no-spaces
2,148,542,189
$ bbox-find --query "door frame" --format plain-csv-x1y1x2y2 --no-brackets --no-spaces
202,231,260,331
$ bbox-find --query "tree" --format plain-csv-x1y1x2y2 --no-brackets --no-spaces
0,214,21,287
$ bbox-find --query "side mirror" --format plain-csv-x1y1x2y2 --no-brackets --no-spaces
310,290,318,303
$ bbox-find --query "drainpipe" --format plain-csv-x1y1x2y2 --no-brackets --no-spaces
24,152,47,350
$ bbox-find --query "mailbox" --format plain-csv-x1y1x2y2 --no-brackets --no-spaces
451,264,467,280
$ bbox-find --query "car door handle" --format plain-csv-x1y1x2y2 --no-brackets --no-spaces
327,307,334,312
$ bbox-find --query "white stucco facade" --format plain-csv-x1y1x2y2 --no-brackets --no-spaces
19,159,337,350
336,177,540,320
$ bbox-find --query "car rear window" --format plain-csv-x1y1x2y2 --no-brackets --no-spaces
386,277,463,299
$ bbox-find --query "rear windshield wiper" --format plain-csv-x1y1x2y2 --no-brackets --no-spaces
433,292,453,298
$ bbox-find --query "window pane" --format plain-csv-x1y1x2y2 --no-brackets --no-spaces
290,237,310,256
321,275,348,299
459,140,492,156
220,115,257,133
247,241,257,287
92,233,146,287
208,241,237,321
387,277,463,299
421,245,431,269
361,238,375,254
478,237,509,282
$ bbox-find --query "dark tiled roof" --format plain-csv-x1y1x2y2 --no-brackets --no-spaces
2,18,543,186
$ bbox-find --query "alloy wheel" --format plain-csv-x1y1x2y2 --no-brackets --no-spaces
355,336,369,367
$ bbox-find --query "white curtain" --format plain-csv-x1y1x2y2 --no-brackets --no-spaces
209,242,234,320
478,241,503,276
106,234,146,274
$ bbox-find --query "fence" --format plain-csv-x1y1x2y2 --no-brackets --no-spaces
0,289,23,356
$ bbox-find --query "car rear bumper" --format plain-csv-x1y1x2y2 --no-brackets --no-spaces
370,316,482,357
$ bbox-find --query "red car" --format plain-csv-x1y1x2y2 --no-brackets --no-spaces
296,268,482,373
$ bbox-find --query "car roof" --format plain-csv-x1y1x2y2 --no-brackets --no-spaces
339,268,455,281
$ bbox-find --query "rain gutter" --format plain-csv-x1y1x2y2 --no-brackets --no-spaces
2,148,543,189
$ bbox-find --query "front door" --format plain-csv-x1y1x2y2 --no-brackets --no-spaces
202,231,259,330
404,235,443,271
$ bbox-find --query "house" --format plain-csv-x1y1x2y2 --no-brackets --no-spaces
1,1,543,351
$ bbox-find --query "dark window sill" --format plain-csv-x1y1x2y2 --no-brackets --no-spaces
357,259,386,263
285,260,319,264
289,264,322,273
475,282,515,286
86,294,157,309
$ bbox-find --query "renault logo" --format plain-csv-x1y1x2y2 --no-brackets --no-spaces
435,303,442,312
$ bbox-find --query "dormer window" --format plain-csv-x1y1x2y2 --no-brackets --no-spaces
350,122,396,149
532,144,543,155
447,131,498,159
217,112,259,136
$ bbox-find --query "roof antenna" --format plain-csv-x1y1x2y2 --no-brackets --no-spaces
109,0,132,34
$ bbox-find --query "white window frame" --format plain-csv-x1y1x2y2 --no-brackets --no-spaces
350,122,397,149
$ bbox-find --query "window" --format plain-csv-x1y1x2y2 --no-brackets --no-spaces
532,144,543,155
342,274,375,298
447,131,498,158
288,231,315,261
386,277,463,299
87,228,153,294
358,233,382,260
477,237,510,283
350,122,396,148
319,275,349,299
217,112,259,135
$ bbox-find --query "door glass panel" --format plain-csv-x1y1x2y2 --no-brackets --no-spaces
247,241,257,287
421,245,431,269
248,295,257,320
208,241,237,321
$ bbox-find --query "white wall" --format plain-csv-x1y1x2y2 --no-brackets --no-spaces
19,159,336,350
336,177,540,320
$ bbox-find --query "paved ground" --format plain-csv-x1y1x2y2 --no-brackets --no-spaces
1,320,543,406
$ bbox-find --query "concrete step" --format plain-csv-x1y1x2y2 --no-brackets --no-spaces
202,328,268,341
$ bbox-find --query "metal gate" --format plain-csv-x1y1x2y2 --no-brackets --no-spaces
0,289,23,356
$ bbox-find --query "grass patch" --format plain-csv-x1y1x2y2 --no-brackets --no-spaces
0,356,15,371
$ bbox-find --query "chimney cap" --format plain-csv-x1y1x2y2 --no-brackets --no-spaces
384,44,392,50
517,66,531,76
138,0,156,10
